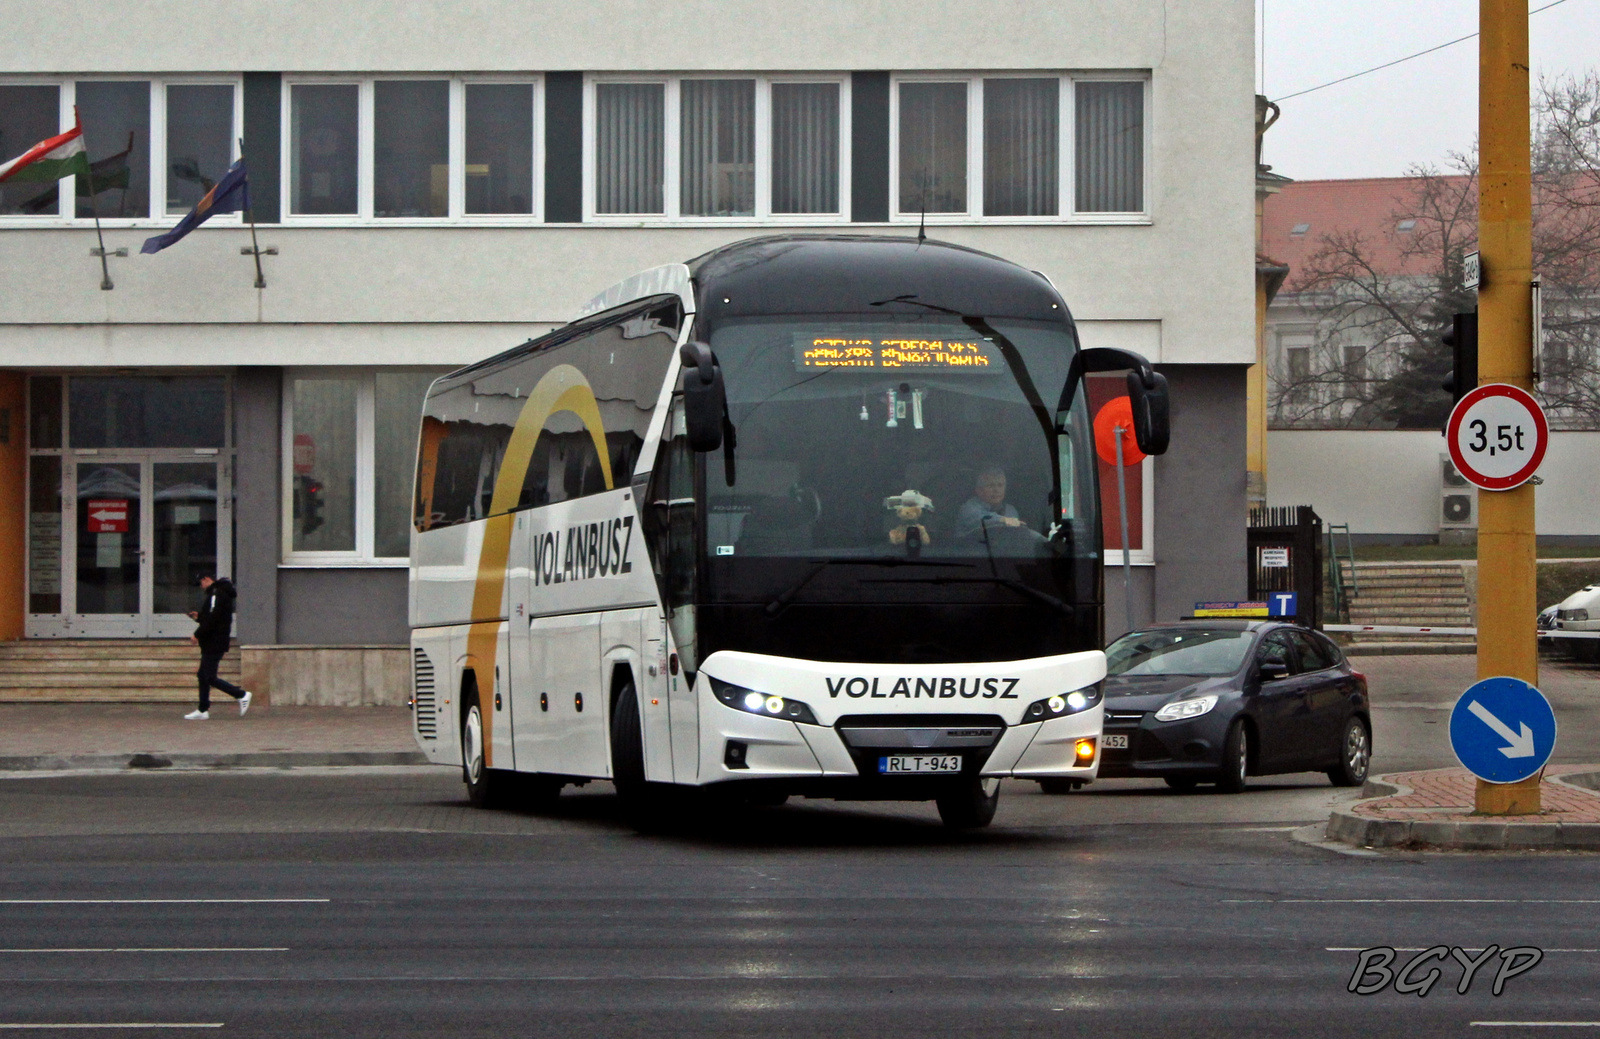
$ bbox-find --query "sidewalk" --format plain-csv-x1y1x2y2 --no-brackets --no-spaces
0,704,426,771
1326,765,1600,850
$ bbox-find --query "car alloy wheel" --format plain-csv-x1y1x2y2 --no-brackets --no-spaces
1215,721,1248,794
1328,716,1371,787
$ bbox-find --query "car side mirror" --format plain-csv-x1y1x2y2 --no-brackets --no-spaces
1259,660,1290,682
1126,369,1170,456
679,342,726,452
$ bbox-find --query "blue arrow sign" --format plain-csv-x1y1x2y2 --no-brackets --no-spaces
1449,676,1557,784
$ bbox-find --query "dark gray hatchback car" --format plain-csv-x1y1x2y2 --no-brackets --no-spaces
1087,620,1371,793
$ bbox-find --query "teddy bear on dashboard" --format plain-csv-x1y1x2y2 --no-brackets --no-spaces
884,489,934,552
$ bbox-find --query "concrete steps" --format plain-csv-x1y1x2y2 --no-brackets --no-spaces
1338,561,1475,652
0,640,240,703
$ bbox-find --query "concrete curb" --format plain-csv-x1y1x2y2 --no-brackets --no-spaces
0,750,429,773
1324,770,1600,850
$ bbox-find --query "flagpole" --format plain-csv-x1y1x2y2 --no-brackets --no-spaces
237,137,265,289
82,117,113,290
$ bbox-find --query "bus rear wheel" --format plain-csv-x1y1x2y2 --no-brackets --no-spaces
462,696,511,809
937,776,1000,829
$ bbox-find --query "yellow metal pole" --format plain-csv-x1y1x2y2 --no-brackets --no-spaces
1475,0,1540,815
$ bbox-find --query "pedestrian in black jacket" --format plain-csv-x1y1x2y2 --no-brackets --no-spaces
185,575,251,720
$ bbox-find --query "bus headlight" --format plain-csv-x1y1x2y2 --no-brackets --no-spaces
1024,684,1102,722
710,677,819,725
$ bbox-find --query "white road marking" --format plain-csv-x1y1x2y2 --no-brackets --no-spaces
0,1027,223,1031
0,899,326,905
1327,948,1597,953
0,948,287,954
1472,1024,1600,1029
1225,899,1600,904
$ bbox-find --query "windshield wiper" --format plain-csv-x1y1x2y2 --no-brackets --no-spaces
859,575,1074,617
765,557,972,616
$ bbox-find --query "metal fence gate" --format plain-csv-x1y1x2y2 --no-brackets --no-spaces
1247,505,1323,629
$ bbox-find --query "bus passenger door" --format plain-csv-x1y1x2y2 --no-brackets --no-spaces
508,514,545,774
637,610,673,782
536,612,604,777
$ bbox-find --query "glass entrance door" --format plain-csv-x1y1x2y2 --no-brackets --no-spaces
72,460,143,636
50,455,232,638
150,461,224,637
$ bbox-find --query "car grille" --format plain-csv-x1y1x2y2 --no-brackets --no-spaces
1105,710,1146,727
412,647,437,740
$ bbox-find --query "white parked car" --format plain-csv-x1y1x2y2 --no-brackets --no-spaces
1553,585,1600,662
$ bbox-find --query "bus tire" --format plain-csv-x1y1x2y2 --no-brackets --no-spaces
461,693,510,809
610,681,670,831
1036,778,1077,795
937,776,1000,829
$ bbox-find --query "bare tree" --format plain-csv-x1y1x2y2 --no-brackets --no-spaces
1271,74,1600,431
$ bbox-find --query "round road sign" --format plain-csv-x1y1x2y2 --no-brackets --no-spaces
1449,676,1556,785
1093,396,1146,467
1445,383,1548,491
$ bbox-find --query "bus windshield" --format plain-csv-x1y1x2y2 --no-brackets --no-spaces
702,311,1096,599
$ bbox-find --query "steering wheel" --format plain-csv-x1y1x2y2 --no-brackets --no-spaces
789,485,822,524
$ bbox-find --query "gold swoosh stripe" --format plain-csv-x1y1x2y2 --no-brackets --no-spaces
465,364,615,767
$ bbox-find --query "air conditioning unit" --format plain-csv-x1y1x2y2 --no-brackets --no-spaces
1440,454,1476,529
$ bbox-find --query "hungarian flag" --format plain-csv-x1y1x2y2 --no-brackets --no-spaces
0,118,89,185
141,158,249,254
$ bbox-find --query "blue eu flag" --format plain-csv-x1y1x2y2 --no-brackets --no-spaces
141,158,250,255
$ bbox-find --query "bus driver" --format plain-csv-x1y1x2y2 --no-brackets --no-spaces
955,466,1031,540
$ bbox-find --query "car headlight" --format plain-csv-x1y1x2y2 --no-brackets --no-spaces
1023,684,1103,722
709,677,818,724
1154,695,1219,722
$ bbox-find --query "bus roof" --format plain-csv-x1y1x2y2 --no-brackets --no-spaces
687,234,1072,324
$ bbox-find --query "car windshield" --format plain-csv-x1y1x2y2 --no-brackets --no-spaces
1106,629,1255,677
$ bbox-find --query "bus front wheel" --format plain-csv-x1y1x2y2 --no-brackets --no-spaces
937,776,1000,829
611,680,672,831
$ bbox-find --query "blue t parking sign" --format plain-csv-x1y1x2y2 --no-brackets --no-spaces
1267,592,1297,617
1449,676,1557,784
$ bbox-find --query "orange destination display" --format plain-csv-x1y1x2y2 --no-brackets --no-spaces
794,335,1001,371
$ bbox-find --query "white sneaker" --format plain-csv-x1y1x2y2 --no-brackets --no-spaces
183,710,209,721
239,691,253,717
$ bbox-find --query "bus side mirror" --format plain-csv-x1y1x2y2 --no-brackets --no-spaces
679,342,725,452
1057,346,1171,456
1126,369,1170,456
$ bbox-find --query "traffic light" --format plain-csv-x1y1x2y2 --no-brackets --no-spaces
1441,311,1479,404
295,474,325,535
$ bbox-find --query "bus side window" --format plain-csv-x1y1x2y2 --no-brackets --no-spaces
649,403,698,671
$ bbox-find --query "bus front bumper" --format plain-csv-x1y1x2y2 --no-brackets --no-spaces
695,650,1105,791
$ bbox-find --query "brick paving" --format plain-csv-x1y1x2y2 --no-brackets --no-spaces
1351,765,1600,824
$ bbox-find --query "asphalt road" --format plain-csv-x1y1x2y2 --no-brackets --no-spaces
1,768,1597,1037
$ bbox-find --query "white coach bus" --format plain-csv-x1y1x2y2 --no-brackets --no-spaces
408,235,1169,828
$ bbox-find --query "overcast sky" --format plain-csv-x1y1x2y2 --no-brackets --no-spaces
1257,0,1600,181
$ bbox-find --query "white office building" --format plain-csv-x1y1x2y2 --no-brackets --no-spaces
0,0,1256,702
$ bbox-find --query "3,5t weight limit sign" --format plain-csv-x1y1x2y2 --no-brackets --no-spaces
1446,384,1549,491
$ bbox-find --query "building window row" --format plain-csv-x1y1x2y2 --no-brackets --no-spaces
892,75,1145,220
0,78,242,221
287,79,540,219
3,72,1147,225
